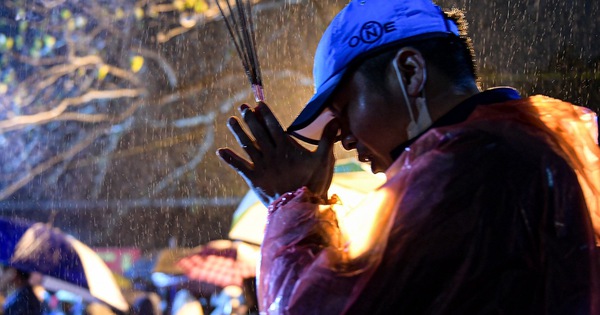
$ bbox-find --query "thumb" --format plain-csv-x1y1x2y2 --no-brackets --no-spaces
316,118,339,157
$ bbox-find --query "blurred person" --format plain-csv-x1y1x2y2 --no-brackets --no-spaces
85,303,115,315
130,292,161,315
210,286,245,315
171,289,203,315
0,266,42,315
217,0,600,314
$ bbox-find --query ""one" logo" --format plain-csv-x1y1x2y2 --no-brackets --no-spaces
349,21,397,48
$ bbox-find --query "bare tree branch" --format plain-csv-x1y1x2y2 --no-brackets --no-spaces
0,89,146,131
136,47,179,87
147,112,216,128
9,52,69,67
0,128,105,200
45,132,87,186
63,129,198,170
150,126,215,196
91,118,134,198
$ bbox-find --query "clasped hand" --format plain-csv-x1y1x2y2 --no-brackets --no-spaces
217,102,338,207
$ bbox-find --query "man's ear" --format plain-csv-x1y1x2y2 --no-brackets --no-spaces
392,48,426,97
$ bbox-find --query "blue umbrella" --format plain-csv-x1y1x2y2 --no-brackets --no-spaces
0,217,129,312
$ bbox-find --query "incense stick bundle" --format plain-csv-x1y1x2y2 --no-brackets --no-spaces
216,0,264,103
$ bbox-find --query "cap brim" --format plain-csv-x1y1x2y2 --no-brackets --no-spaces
287,70,346,144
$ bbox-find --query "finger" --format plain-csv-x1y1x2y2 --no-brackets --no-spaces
227,117,262,161
216,148,254,176
241,106,276,149
241,103,266,125
238,103,251,113
315,118,339,158
256,102,286,144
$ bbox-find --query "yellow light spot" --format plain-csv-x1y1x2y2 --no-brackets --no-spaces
134,7,144,20
115,8,125,20
98,65,110,80
0,84,8,95
185,0,196,9
194,0,209,13
2,37,13,51
61,9,72,20
130,56,144,73
43,35,56,49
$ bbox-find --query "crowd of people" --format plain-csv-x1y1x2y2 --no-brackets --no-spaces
0,265,258,315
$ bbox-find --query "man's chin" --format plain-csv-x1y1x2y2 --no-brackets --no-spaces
370,162,384,174
369,158,394,174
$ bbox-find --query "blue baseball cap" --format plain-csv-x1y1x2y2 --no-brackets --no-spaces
287,0,460,144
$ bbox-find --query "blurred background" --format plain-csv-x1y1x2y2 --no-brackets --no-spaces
0,0,598,254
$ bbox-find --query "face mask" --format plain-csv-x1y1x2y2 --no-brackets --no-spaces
392,58,432,140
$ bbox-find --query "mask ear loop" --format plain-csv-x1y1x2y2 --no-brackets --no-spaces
393,57,423,139
393,55,432,140
392,58,416,126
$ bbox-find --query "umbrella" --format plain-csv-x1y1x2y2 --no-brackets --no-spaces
177,239,259,288
153,247,197,275
0,217,129,312
228,158,386,244
149,247,198,289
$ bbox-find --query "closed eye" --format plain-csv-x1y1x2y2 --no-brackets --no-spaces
328,103,346,118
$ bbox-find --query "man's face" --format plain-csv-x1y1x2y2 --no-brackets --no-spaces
329,70,410,173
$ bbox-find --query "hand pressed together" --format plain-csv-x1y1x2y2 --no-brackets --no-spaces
217,102,338,206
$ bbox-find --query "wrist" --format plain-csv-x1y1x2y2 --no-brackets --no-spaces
267,187,333,214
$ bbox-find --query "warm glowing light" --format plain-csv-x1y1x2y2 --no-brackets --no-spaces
333,188,393,260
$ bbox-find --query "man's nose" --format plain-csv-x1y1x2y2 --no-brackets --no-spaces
341,134,357,150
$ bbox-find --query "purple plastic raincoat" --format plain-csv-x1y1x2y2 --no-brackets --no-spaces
258,95,600,314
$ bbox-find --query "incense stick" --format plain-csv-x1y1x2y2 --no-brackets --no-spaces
216,0,265,103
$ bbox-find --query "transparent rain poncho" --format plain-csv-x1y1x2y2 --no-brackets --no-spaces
258,95,600,315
